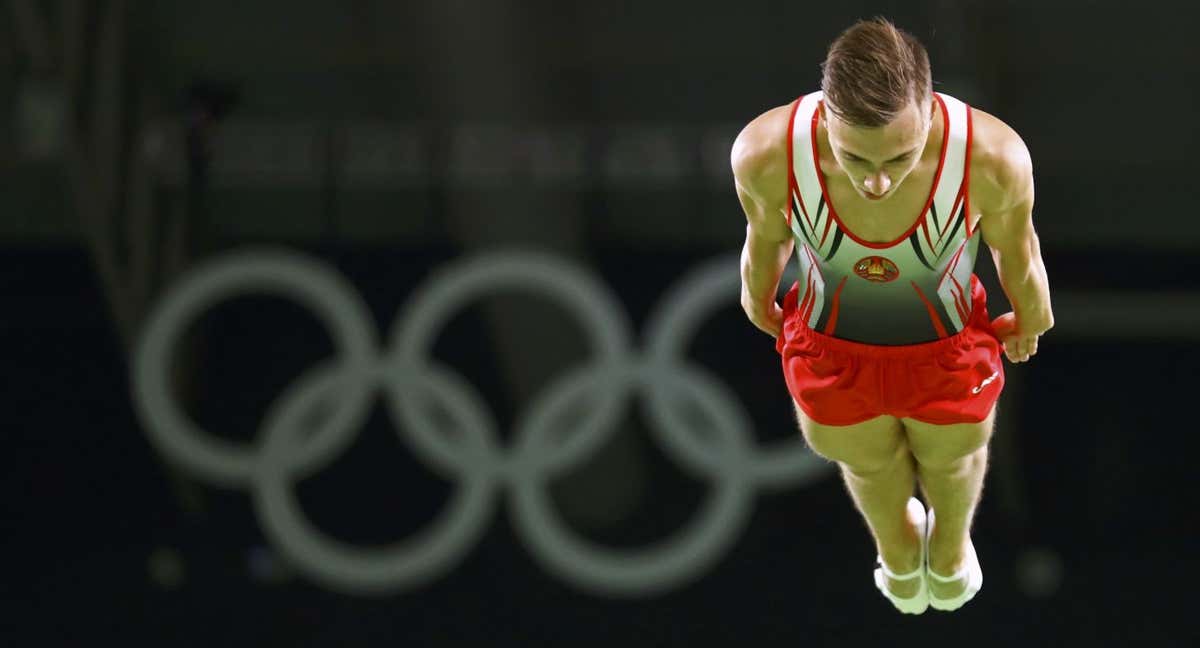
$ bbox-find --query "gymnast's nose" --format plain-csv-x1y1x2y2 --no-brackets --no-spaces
864,171,891,197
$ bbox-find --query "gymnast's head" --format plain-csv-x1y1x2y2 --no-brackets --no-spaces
819,17,936,202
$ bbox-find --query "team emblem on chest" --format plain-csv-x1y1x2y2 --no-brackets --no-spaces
853,256,900,283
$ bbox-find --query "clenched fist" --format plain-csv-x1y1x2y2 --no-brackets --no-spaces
990,311,1050,363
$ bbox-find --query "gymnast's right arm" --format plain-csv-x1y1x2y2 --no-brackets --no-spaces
731,109,795,339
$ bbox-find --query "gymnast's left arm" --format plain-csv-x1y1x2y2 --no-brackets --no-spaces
975,120,1055,364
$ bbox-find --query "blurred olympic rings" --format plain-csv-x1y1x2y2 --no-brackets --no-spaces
132,249,831,597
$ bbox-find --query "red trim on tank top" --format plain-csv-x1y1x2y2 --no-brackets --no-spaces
821,276,850,335
798,266,817,323
950,283,969,324
911,281,949,338
785,96,807,231
938,241,966,286
802,244,824,279
797,263,812,321
818,201,835,247
936,242,972,328
811,93,951,250
940,185,965,242
800,245,826,323
949,274,971,323
963,103,975,238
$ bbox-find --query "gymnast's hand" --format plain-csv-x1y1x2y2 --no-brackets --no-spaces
743,299,785,339
990,311,1049,363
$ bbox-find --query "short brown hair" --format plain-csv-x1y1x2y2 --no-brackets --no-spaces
820,17,932,128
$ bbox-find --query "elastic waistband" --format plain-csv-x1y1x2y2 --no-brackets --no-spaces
795,317,980,358
781,274,997,359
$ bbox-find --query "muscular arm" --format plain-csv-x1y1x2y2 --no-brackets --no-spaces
975,113,1054,362
731,107,795,338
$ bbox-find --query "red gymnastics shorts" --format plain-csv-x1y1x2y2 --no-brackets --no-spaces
774,274,1005,427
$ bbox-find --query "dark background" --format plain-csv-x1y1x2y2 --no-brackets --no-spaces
3,1,1198,646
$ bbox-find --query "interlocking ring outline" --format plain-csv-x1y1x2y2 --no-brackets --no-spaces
132,248,832,597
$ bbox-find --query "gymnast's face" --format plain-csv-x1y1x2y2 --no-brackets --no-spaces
822,97,936,202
